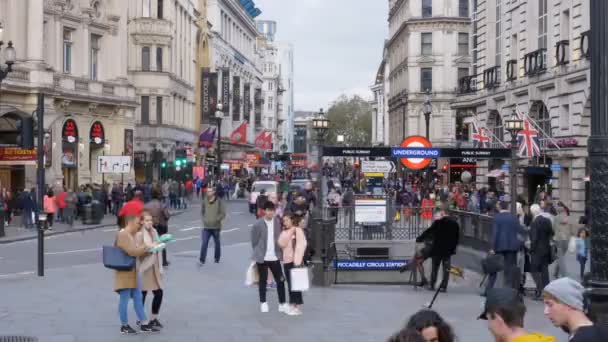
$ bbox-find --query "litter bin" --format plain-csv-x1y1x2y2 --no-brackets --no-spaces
0,211,4,238
82,203,94,225
91,200,104,224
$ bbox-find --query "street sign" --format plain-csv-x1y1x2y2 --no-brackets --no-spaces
501,163,510,171
97,155,131,174
551,163,561,171
361,160,396,174
322,146,391,157
397,136,433,170
439,148,511,159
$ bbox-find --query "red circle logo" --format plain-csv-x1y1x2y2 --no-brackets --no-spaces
399,136,432,170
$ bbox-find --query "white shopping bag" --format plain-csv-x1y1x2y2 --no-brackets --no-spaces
290,267,310,292
245,262,259,286
568,236,577,254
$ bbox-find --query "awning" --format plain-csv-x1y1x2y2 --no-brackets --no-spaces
488,169,507,178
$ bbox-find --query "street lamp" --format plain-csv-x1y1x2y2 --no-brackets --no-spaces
337,134,344,144
504,110,524,215
0,40,16,83
215,103,224,178
422,89,432,140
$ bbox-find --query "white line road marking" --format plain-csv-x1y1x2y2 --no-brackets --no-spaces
223,228,239,233
173,242,248,255
0,271,35,278
247,224,253,227
180,227,200,232
173,236,199,241
103,228,117,232
45,248,101,255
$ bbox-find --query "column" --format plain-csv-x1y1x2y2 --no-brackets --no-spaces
27,0,44,62
587,0,608,324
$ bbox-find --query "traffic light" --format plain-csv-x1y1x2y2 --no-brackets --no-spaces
161,160,167,168
174,159,182,167
16,115,34,149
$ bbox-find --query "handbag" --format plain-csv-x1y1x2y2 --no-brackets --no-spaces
568,236,576,254
102,238,135,271
290,267,310,292
245,262,259,286
481,253,504,274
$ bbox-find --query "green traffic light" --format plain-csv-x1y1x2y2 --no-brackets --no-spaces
161,162,167,168
175,160,182,167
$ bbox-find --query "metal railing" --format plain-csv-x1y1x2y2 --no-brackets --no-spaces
449,209,494,251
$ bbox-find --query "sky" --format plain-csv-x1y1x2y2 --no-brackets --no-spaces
254,0,389,111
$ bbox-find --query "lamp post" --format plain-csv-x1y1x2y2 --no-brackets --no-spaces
214,103,224,179
422,89,432,140
504,110,524,216
587,0,608,323
0,40,16,83
311,108,330,286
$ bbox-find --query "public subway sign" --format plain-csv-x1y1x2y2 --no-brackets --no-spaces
391,148,511,159
333,259,409,271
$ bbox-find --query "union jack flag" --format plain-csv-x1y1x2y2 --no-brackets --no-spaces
471,122,490,148
516,112,541,158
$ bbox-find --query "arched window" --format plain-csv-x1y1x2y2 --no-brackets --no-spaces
531,101,551,149
488,110,503,148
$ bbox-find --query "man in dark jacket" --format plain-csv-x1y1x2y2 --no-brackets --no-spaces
416,208,460,292
529,203,554,300
19,189,36,229
485,201,523,294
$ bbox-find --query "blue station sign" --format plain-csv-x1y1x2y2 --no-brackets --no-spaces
334,259,409,271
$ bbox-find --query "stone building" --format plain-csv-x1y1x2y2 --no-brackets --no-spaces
386,0,472,146
128,0,199,182
451,0,591,217
370,42,390,146
0,0,137,190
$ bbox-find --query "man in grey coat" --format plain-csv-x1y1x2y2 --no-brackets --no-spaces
250,201,288,313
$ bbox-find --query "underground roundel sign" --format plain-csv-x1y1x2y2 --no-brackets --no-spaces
399,135,432,170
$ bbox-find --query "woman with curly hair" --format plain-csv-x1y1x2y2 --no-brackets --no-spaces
387,328,426,342
404,309,456,342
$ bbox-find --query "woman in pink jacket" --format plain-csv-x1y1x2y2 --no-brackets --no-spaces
278,213,307,316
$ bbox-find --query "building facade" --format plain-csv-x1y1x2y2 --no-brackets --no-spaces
387,0,472,146
128,0,198,182
452,0,591,218
370,43,390,146
277,42,294,152
0,0,137,191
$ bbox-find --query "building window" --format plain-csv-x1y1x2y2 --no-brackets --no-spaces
268,82,273,91
533,102,552,147
457,67,469,85
156,96,163,124
420,68,432,91
63,28,73,74
142,0,151,17
156,47,163,71
90,34,101,80
421,33,432,56
459,0,469,17
142,47,150,71
496,0,502,67
538,0,548,50
157,0,163,19
422,0,432,17
458,33,469,56
268,96,274,110
141,96,150,124
488,111,504,148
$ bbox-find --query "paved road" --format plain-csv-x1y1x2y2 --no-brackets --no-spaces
0,199,255,276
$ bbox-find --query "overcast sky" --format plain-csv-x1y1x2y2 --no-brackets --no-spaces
254,0,388,111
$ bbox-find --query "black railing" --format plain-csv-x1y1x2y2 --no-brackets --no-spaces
506,59,517,81
483,66,500,89
524,49,547,76
458,75,476,94
555,40,570,66
581,30,590,59
449,209,494,251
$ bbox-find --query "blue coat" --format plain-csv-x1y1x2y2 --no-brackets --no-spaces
491,212,522,252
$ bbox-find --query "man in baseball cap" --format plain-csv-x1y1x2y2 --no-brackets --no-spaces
480,287,555,342
543,277,607,341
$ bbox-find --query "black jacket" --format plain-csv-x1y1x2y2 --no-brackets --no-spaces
529,215,554,270
416,216,460,258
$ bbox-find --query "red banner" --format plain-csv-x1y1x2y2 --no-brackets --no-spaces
231,122,247,145
0,147,36,165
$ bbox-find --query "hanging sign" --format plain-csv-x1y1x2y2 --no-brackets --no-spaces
90,121,105,145
62,119,78,143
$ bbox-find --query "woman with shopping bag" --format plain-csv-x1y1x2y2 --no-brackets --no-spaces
278,212,308,316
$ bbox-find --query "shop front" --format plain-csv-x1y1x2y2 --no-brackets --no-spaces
0,147,36,191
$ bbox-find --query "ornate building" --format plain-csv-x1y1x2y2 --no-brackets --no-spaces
0,0,137,190
386,0,472,146
452,0,590,218
370,42,390,146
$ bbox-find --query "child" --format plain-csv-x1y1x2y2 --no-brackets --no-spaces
575,228,589,281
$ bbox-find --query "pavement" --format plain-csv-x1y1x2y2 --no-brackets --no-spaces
0,199,573,341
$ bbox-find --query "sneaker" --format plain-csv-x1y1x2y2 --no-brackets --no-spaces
198,261,205,267
149,318,164,329
260,302,269,313
120,325,138,334
287,306,302,316
278,303,290,313
140,323,160,333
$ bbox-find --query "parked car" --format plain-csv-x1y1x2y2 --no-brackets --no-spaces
248,181,278,213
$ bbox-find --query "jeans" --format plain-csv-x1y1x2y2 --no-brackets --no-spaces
118,280,147,325
257,260,286,304
283,263,304,305
63,208,75,227
577,255,587,281
485,251,519,294
553,240,569,279
199,229,221,263
430,256,451,290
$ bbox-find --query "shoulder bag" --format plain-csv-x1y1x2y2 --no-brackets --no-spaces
102,235,136,271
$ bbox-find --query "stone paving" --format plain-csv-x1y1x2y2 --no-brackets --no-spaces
0,241,562,342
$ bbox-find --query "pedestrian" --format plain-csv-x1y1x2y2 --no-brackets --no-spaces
575,228,589,281
136,210,165,329
278,212,307,316
113,207,160,334
199,187,226,265
19,188,36,229
145,189,171,267
543,278,608,341
485,201,523,294
255,189,268,218
552,202,571,279
529,204,554,301
415,207,460,292
43,189,57,230
64,188,78,228
250,201,288,314
403,309,456,342
387,328,425,342
479,287,555,342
